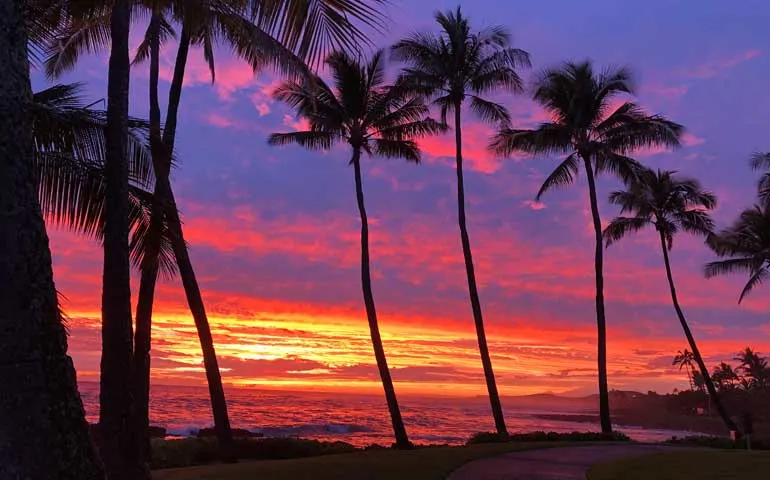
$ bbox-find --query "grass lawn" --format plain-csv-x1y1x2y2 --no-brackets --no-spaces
588,451,770,480
153,441,578,480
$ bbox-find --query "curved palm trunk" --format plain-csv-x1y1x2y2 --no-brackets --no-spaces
581,157,612,434
137,23,234,460
658,232,740,434
0,2,103,477
133,12,164,464
101,0,146,477
454,106,507,435
352,151,410,448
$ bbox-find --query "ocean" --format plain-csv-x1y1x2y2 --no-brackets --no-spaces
78,383,696,446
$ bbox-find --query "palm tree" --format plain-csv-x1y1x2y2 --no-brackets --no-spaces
491,62,683,433
603,168,738,433
733,347,770,391
44,0,391,460
712,362,740,393
705,203,770,302
673,349,696,391
0,2,102,477
391,6,530,436
269,50,443,448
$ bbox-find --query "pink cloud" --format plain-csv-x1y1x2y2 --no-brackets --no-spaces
417,122,505,174
680,49,761,79
523,200,547,211
282,114,311,132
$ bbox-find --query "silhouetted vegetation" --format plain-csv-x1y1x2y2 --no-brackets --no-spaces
467,431,631,445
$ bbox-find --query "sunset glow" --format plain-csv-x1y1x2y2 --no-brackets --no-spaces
41,0,770,400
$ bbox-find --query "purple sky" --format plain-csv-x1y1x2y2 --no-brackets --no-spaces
37,1,770,396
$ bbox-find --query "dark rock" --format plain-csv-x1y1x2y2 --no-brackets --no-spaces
196,427,263,438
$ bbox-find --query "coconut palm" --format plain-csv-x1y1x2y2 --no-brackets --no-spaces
491,61,683,433
391,6,531,436
603,168,738,433
712,362,740,393
269,50,444,448
733,347,770,391
0,2,102,477
705,202,770,302
44,0,391,460
673,349,696,391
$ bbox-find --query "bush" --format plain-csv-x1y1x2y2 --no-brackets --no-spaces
467,430,631,445
151,437,358,469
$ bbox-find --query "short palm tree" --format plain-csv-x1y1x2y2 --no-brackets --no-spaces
269,50,443,448
491,62,683,433
673,349,696,391
733,347,770,391
705,202,770,302
392,6,531,436
0,2,101,477
603,168,738,433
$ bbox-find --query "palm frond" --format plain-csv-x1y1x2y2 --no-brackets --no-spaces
249,0,389,68
536,153,580,200
42,8,111,79
268,130,338,149
739,267,768,303
372,139,420,162
133,14,176,66
469,95,511,125
704,258,757,279
749,152,770,171
675,209,715,237
603,216,651,247
490,123,573,157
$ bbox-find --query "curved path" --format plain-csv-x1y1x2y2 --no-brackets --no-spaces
448,444,690,480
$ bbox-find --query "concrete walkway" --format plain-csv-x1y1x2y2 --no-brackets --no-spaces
448,444,688,480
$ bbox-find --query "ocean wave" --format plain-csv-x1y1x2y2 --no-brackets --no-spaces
254,423,375,437
165,423,375,439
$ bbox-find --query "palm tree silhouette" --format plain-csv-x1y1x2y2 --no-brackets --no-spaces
392,6,531,436
733,347,770,391
706,202,770,303
673,349,696,391
491,62,683,433
269,50,443,448
603,168,738,433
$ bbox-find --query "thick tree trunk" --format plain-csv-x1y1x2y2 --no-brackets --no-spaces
454,106,508,436
658,231,740,435
101,0,146,477
351,150,411,448
133,12,163,464
0,2,103,477
582,157,612,434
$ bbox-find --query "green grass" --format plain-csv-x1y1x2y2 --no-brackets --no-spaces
153,441,580,480
588,451,770,480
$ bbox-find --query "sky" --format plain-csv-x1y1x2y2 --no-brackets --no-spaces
36,0,770,398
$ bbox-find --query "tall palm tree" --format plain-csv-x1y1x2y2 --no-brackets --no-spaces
0,1,102,477
391,6,530,436
491,61,683,433
705,202,770,302
603,168,739,433
269,50,443,448
44,0,391,460
673,349,696,391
